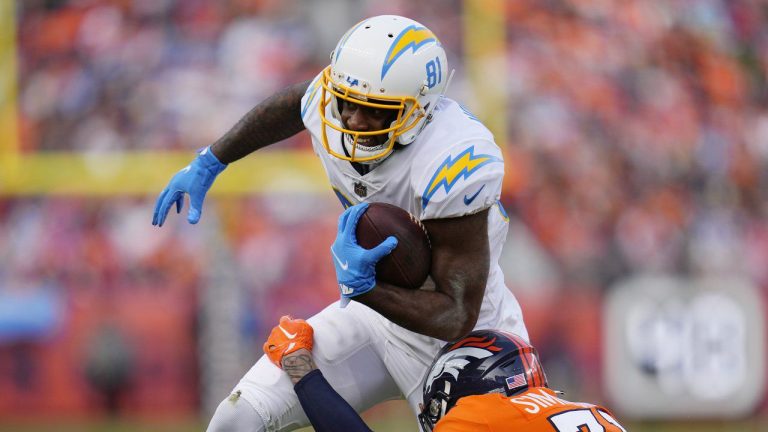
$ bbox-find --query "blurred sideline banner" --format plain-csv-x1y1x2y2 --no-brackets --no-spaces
604,275,766,419
0,150,328,196
1,0,506,199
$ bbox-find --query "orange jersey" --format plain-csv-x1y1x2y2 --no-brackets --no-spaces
435,388,626,432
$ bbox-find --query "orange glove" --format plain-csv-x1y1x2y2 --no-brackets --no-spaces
263,315,314,368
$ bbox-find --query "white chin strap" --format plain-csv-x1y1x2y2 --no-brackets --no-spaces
343,134,393,165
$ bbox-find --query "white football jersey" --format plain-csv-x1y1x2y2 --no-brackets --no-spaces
300,74,526,335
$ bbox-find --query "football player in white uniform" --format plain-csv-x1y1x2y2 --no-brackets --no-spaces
153,15,528,432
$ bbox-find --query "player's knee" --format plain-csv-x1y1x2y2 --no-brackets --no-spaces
207,394,267,432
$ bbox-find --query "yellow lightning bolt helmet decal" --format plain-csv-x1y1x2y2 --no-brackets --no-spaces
422,146,502,209
381,25,437,79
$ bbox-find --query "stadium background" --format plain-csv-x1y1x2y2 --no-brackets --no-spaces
0,0,766,430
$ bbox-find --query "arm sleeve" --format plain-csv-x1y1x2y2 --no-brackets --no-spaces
293,369,373,432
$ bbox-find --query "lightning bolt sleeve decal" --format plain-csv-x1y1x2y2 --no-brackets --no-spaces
421,146,502,210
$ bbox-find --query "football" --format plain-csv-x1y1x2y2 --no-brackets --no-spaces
356,203,431,289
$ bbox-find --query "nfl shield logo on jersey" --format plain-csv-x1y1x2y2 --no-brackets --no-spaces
354,182,367,197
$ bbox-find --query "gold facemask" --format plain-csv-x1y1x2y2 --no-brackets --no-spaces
318,66,425,162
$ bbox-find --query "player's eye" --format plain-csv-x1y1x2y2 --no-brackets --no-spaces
369,105,399,121
339,99,358,113
370,108,388,117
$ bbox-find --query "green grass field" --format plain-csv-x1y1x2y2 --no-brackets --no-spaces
1,400,765,432
1,418,765,432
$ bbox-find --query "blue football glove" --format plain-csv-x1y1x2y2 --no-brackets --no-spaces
152,146,227,226
331,203,398,308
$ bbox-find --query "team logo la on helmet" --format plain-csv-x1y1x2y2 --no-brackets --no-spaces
318,15,451,163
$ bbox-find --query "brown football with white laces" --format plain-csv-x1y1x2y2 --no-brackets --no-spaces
355,203,431,290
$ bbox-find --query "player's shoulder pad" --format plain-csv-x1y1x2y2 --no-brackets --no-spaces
416,139,504,220
300,71,324,125
434,400,488,432
436,394,513,431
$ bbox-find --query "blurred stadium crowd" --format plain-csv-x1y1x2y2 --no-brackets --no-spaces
1,0,767,420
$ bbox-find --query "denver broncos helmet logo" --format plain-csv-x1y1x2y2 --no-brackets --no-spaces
381,25,437,79
449,335,503,352
422,146,502,210
425,336,502,394
424,346,493,394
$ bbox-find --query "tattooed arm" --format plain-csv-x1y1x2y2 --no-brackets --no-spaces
282,349,373,432
262,318,372,431
281,348,317,385
210,80,310,163
151,80,312,226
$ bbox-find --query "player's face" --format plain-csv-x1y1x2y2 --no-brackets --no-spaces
339,99,398,147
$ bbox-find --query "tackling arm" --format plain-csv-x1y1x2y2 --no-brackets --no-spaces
355,208,489,341
281,351,374,432
264,318,374,432
210,80,310,163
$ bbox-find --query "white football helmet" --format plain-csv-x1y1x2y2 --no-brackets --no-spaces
319,15,451,163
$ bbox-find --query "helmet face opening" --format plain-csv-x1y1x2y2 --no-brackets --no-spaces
419,330,548,430
318,15,449,164
319,66,424,162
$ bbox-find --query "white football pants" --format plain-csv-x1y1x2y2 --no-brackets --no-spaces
206,300,443,432
207,294,528,432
